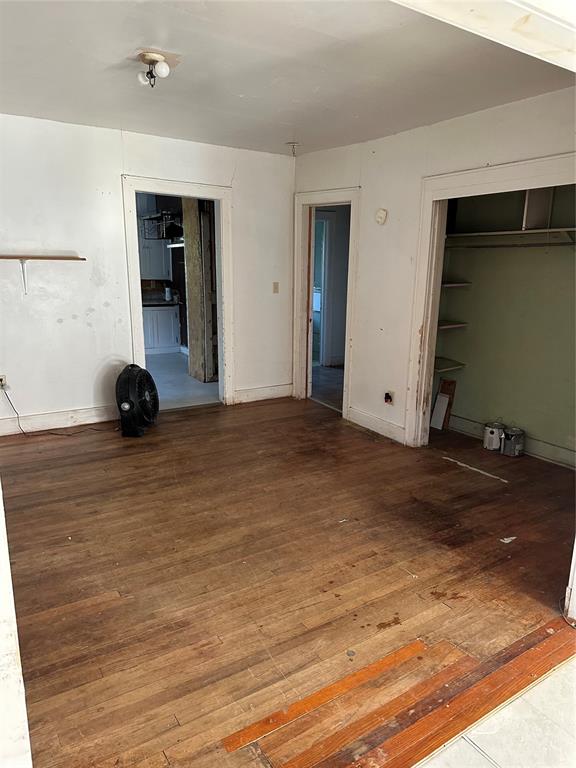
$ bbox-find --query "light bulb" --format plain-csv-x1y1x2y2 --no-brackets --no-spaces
137,71,149,86
154,60,170,78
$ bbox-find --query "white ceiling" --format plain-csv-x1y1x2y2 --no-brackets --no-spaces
0,1,573,155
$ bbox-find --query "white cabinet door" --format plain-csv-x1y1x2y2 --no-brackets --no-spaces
156,307,180,348
160,245,172,280
138,216,172,280
144,307,180,351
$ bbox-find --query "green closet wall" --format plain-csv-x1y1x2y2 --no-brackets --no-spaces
436,242,575,466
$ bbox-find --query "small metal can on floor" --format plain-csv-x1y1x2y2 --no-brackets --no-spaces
483,422,505,451
501,427,525,457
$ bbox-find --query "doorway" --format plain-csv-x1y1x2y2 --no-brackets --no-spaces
293,188,359,417
310,205,351,411
122,176,234,407
135,192,220,410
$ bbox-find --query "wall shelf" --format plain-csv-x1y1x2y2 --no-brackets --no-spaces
438,320,467,330
0,255,86,261
445,229,575,250
442,281,471,288
0,254,86,294
446,227,576,238
434,357,465,373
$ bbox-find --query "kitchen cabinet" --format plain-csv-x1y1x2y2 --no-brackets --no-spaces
143,306,180,352
138,222,172,280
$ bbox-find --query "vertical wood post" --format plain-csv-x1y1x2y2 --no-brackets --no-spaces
183,198,206,381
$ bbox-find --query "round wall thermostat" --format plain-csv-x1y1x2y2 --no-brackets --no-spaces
375,208,388,225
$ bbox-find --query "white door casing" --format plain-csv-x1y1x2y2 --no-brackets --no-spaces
293,188,360,419
405,151,576,448
122,175,234,404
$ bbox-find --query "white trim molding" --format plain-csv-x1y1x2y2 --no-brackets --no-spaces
293,187,360,421
233,384,293,404
348,406,406,444
121,175,235,405
405,152,576,449
565,542,576,625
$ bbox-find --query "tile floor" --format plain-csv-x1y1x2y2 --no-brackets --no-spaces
146,352,220,411
417,656,576,768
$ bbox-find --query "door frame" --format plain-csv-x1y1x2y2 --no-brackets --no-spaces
121,175,234,405
293,187,360,418
405,151,576,448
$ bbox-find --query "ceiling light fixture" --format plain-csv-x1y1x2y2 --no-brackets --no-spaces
138,51,171,88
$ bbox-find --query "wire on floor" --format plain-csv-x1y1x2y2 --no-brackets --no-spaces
2,388,118,437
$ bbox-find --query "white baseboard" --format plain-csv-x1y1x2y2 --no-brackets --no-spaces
347,406,406,444
449,415,575,469
0,405,117,437
233,384,293,404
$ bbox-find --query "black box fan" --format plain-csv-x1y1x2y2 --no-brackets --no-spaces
115,364,159,437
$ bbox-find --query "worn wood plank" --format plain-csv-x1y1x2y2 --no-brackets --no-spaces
223,639,426,752
347,625,576,768
259,645,477,768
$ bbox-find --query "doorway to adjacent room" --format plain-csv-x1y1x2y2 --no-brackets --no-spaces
135,192,220,410
123,176,234,409
293,188,358,417
310,205,351,411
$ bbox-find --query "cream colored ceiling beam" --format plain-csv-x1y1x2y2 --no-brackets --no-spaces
389,0,576,72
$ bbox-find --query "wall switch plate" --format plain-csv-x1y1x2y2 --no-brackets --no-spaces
384,391,393,404
272,282,279,294
0,375,6,388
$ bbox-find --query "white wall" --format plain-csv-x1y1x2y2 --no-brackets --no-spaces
296,86,576,442
1,87,574,438
0,115,294,433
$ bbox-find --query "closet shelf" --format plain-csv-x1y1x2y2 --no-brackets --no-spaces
438,320,467,330
441,281,471,288
445,229,575,249
434,357,466,373
446,227,576,238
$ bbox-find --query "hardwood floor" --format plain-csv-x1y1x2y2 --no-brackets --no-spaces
0,399,574,768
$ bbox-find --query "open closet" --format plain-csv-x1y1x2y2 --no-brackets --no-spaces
431,184,575,467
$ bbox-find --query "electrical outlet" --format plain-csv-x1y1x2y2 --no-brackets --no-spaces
0,375,6,388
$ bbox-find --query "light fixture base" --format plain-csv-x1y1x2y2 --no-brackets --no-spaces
139,51,166,66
